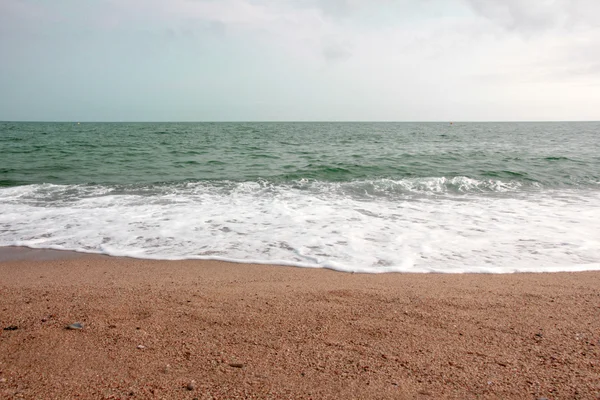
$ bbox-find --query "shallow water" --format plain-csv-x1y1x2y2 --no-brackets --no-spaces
1,121,599,272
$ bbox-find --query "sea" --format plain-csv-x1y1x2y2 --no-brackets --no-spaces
1,121,599,273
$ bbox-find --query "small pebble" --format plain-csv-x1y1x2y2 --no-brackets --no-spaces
66,323,83,330
137,345,146,350
3,325,18,331
186,380,196,391
0,377,7,383
229,363,244,368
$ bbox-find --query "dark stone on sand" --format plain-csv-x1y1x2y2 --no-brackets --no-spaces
66,322,83,330
229,363,244,368
186,381,196,391
3,325,18,331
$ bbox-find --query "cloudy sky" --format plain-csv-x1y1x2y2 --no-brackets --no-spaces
1,0,599,121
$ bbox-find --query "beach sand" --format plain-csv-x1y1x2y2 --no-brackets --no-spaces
1,247,599,399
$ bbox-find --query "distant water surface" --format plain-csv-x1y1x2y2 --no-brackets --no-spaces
1,121,599,273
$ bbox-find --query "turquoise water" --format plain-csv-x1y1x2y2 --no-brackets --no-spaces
1,121,598,188
1,121,599,272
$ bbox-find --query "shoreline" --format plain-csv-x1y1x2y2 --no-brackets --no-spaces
3,245,600,274
0,246,108,262
1,247,599,399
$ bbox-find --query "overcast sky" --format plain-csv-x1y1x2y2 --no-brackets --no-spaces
1,0,599,121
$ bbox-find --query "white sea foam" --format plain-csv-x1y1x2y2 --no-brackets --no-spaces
1,180,599,273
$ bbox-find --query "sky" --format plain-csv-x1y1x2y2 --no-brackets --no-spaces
0,0,599,121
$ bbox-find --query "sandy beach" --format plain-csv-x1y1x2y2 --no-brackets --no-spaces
1,247,599,399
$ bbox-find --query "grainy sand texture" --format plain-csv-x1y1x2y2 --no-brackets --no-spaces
1,247,599,399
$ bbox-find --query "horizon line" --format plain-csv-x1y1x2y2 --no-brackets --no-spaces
1,120,599,124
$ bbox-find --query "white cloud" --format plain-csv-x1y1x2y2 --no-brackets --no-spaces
463,0,600,32
2,0,600,120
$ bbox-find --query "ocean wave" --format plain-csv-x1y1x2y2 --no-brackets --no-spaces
1,181,600,273
0,176,539,205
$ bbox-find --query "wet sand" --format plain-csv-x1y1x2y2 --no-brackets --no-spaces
1,246,599,399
